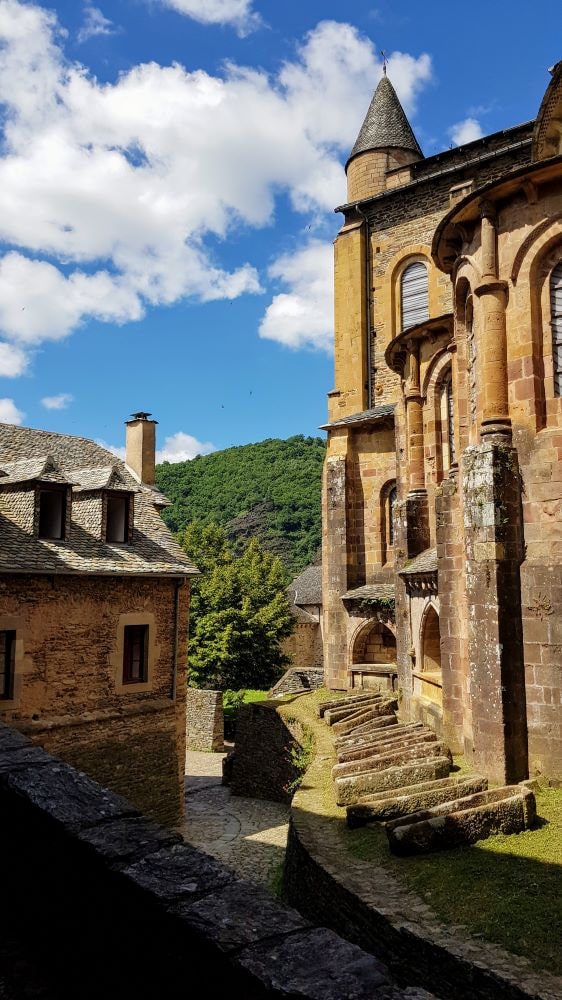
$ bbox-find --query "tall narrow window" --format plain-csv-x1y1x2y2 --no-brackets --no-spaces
106,493,130,543
439,370,455,476
0,630,15,700
123,624,148,684
401,262,429,331
38,487,66,539
446,374,456,465
466,294,477,423
388,485,398,547
550,262,562,395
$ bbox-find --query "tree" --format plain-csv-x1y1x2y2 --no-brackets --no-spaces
178,521,294,690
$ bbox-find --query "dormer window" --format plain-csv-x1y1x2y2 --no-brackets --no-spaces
106,493,130,543
38,486,66,539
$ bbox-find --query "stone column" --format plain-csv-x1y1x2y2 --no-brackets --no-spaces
474,202,511,441
462,442,528,783
322,445,350,689
403,343,429,557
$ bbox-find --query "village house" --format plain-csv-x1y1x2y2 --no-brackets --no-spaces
0,412,198,825
323,62,562,785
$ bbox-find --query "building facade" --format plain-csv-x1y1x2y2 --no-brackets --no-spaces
323,64,562,784
0,413,198,824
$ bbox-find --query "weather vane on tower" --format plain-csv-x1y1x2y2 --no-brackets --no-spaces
380,50,387,75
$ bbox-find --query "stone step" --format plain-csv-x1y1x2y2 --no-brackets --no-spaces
333,742,451,781
324,696,388,726
337,730,437,764
346,775,489,827
331,700,398,735
335,721,425,750
335,757,452,806
334,714,398,748
386,784,536,855
317,692,387,718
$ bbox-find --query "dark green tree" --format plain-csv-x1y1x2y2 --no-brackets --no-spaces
179,521,294,690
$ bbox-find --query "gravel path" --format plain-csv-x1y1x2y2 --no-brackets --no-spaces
180,749,289,889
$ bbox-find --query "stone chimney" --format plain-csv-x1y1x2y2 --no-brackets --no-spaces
125,412,157,485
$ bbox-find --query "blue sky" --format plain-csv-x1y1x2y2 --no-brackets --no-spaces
0,0,559,461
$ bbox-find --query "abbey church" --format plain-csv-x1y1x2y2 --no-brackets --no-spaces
322,62,562,785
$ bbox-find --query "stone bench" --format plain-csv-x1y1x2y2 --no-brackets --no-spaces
333,742,451,781
346,775,489,827
331,700,398,736
387,785,536,855
335,757,452,806
337,729,437,764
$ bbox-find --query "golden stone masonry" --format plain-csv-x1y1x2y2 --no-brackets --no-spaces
323,63,562,785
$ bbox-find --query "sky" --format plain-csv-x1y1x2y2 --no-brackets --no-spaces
0,0,560,462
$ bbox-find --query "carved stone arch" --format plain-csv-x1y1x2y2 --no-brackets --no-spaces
516,226,562,424
452,254,481,286
532,61,562,162
511,214,562,285
349,616,397,668
422,346,451,399
418,600,442,706
380,478,398,563
423,351,456,481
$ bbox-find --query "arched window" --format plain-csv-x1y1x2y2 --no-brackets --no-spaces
388,484,397,547
550,262,562,396
438,369,455,475
401,262,429,331
465,293,477,424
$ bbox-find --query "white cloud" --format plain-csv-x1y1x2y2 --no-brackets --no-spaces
157,431,216,463
41,393,74,410
159,0,261,36
0,3,433,367
0,342,28,376
97,440,126,460
259,240,333,352
0,398,24,424
449,117,483,146
77,6,115,44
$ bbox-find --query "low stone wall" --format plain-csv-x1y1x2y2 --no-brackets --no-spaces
229,701,306,802
285,701,562,1000
186,688,224,752
282,621,323,670
0,722,424,1000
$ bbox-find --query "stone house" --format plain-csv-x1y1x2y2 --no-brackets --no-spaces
283,564,324,669
0,412,198,825
323,63,562,785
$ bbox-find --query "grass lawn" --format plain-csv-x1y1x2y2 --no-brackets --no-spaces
279,689,562,976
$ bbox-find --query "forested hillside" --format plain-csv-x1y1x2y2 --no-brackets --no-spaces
156,435,326,575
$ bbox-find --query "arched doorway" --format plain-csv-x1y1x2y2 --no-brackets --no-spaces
420,605,442,705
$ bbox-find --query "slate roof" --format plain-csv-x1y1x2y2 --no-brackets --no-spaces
347,74,423,167
399,548,437,577
0,422,198,577
342,583,395,602
320,404,395,431
288,564,322,607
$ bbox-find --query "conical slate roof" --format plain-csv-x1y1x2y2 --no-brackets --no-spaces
347,73,423,168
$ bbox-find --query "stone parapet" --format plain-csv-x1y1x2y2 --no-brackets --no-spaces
186,688,224,753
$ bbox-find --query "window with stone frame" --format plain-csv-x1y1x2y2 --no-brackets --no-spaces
438,369,456,475
0,630,15,700
106,492,130,543
401,261,429,331
550,261,562,396
38,486,67,540
123,624,149,684
381,481,398,564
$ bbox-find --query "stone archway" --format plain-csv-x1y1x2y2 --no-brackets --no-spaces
420,605,442,706
350,619,397,691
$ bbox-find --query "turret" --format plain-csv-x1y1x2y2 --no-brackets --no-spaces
346,70,423,203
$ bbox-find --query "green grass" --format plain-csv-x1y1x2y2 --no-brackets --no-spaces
278,690,562,976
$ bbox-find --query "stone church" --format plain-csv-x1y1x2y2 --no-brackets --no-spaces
322,62,562,785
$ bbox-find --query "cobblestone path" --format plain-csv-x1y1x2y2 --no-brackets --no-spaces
180,750,289,889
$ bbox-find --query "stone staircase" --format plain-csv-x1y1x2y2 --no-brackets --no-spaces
318,693,536,854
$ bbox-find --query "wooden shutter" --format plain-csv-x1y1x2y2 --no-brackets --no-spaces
551,263,562,396
401,262,429,331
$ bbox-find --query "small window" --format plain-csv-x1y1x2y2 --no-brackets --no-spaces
550,262,562,396
123,624,148,684
439,371,456,474
0,630,15,700
106,493,130,543
401,262,429,331
38,487,66,539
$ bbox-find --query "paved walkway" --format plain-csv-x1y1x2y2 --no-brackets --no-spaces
180,749,289,889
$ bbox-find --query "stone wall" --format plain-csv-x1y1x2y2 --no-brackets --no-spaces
282,621,323,669
0,573,189,826
269,667,324,699
186,688,224,752
0,722,407,1000
229,701,307,803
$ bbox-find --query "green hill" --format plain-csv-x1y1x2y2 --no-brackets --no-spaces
155,435,326,576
